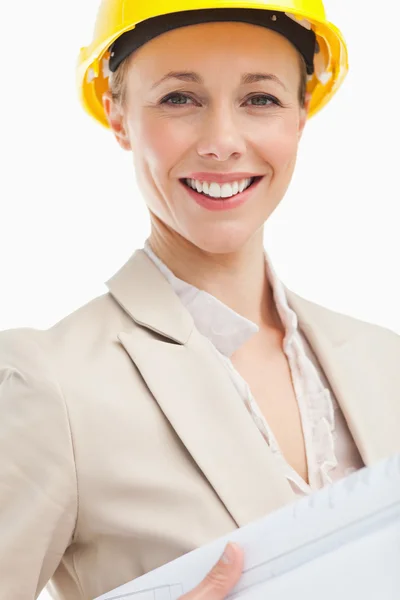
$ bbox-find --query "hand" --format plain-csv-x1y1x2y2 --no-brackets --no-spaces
180,543,244,600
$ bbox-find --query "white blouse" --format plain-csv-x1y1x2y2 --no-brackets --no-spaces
143,242,364,496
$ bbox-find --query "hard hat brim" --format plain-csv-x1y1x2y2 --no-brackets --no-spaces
77,2,348,127
108,9,317,76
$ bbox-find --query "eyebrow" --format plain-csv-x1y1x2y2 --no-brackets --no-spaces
151,71,288,91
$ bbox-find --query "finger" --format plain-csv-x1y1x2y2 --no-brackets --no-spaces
181,542,244,600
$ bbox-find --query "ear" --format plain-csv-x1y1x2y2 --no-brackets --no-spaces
298,92,311,141
102,91,132,151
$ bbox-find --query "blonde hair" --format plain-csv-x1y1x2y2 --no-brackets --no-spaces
109,56,132,105
109,52,308,107
298,55,308,107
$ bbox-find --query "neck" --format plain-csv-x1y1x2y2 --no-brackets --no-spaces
148,220,281,330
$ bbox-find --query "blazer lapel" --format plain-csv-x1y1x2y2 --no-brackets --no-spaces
106,250,294,528
286,289,400,466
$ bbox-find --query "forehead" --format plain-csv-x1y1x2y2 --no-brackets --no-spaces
130,21,300,74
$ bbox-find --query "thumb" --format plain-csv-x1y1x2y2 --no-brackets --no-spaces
182,543,244,600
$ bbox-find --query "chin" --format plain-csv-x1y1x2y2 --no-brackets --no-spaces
182,221,259,255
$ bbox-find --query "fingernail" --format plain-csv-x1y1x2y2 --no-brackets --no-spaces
221,542,235,564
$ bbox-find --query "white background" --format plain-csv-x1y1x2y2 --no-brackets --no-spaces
0,0,398,598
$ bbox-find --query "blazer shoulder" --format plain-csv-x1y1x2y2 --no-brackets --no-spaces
0,327,46,381
286,288,399,344
0,290,134,377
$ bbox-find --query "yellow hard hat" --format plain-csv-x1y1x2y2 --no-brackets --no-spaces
77,0,348,128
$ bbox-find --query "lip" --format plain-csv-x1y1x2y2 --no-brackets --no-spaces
181,176,263,212
184,172,262,184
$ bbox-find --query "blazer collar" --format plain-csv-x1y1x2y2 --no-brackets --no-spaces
286,289,400,465
106,249,193,344
106,249,361,350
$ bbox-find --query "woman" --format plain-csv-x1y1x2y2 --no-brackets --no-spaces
1,0,399,598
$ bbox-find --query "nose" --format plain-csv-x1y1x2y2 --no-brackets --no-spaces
196,105,247,162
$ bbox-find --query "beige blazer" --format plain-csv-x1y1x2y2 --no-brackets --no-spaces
0,249,399,600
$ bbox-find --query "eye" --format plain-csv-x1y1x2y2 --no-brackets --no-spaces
245,94,281,107
160,93,197,106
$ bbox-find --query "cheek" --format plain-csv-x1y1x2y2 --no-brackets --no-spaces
128,111,188,220
135,113,189,173
255,116,300,172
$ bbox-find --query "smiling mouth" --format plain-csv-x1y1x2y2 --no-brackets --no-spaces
180,176,262,199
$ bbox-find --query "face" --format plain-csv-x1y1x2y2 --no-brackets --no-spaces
104,21,309,254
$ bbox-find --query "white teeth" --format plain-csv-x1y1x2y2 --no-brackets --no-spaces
185,177,254,199
221,183,233,199
209,183,221,198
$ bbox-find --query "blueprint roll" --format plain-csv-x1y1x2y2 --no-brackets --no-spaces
96,453,400,600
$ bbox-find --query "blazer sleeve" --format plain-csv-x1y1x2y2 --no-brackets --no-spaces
0,329,78,599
